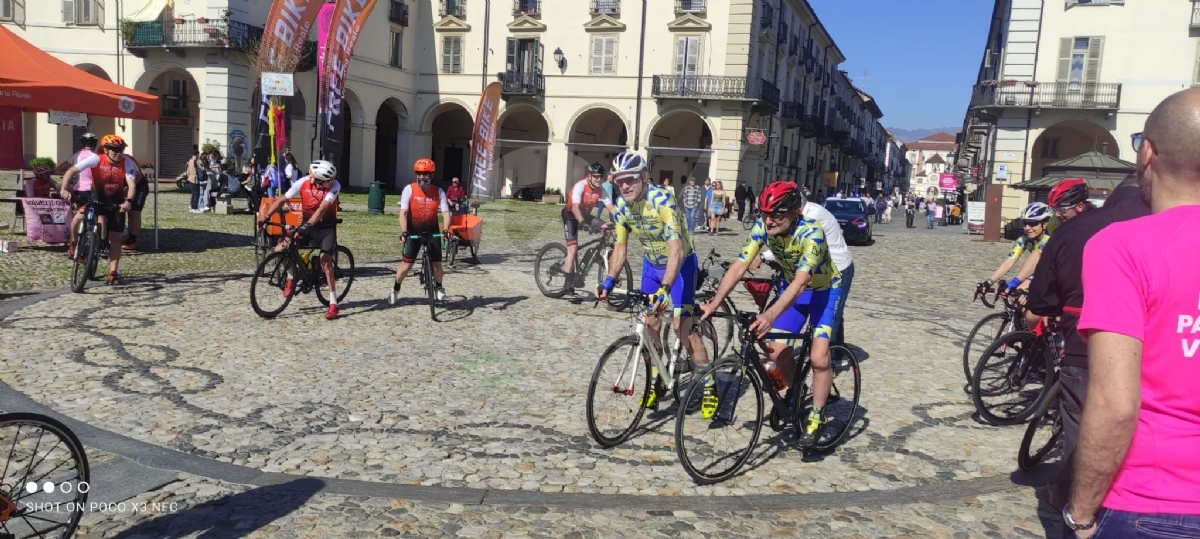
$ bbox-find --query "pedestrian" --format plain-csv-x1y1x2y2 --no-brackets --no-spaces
874,194,885,223
744,183,755,219
905,197,916,228
185,150,203,213
925,198,936,229
203,149,222,212
681,176,703,232
708,180,727,234
734,182,748,221
283,153,298,192
261,160,281,199
699,178,713,231
883,200,893,223
1067,88,1200,538
447,177,467,215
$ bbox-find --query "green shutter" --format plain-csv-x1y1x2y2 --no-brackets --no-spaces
1055,37,1072,82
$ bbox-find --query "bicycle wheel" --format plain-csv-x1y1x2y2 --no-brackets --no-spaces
971,331,1051,425
533,243,570,298
797,344,861,451
586,336,652,447
665,319,720,404
250,252,294,318
69,228,97,293
675,357,764,484
0,412,90,539
446,237,459,267
315,246,355,306
253,227,274,274
1018,382,1063,470
962,312,1012,385
424,253,437,321
599,256,635,311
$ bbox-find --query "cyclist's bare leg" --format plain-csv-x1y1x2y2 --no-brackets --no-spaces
433,261,444,284
564,243,577,275
645,313,666,355
106,229,122,274
808,337,833,410
393,260,415,286
768,342,796,390
69,207,84,246
675,315,709,367
320,251,336,300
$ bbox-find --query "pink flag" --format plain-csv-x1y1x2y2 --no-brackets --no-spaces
316,1,337,102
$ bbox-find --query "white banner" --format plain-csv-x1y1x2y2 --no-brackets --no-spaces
967,201,986,234
48,110,88,127
261,73,295,96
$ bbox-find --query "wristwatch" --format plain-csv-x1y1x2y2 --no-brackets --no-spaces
1062,504,1096,532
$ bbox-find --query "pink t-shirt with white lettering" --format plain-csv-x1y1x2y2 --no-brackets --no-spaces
1078,205,1200,514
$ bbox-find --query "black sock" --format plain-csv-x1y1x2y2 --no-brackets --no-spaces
435,281,442,287
128,234,137,242
393,282,401,292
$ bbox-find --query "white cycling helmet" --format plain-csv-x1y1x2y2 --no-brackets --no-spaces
1021,202,1052,222
309,160,337,182
612,151,648,174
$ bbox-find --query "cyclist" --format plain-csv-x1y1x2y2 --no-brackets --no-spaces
595,151,709,414
976,202,1052,296
699,182,842,446
258,160,343,320
389,158,452,305
561,162,614,294
60,135,138,285
57,132,99,258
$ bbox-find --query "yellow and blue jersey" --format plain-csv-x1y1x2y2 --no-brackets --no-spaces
1008,231,1051,261
738,216,841,291
613,185,695,266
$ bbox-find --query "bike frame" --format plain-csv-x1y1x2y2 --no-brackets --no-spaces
722,314,810,425
607,291,693,398
576,230,616,280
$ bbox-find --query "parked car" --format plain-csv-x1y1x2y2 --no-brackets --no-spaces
823,197,873,245
513,183,546,201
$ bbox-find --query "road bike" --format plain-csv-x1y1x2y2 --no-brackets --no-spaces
970,315,1060,426
533,227,633,311
250,224,355,318
963,284,1029,390
585,291,719,448
406,231,445,321
1016,315,1071,470
694,249,739,358
741,205,761,230
69,200,118,293
674,310,860,484
0,412,90,539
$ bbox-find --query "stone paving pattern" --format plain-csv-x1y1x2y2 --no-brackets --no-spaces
2,213,1062,536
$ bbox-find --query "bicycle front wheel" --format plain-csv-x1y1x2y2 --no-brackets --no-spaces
962,312,1012,385
971,331,1051,425
253,227,274,274
0,413,90,539
534,243,570,298
675,357,763,484
70,228,97,293
250,252,294,318
798,344,861,451
742,213,755,230
1018,382,1063,470
424,256,437,321
586,336,652,447
315,246,355,306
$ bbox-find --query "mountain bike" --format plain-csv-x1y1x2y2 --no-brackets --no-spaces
69,200,117,293
407,231,445,321
585,290,719,448
674,310,860,484
250,224,355,318
534,227,633,311
0,412,90,539
970,316,1059,426
963,283,1028,390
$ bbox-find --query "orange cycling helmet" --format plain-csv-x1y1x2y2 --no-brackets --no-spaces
414,158,436,174
100,134,127,152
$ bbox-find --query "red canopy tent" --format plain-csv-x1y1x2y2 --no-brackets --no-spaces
0,25,165,247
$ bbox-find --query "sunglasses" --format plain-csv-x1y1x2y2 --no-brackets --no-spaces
763,212,791,222
1131,132,1144,152
1021,220,1044,227
613,176,641,187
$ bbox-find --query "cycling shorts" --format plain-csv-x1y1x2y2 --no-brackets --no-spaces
302,223,337,254
640,253,698,317
130,180,149,211
562,209,580,246
770,283,840,345
94,193,127,235
402,230,443,263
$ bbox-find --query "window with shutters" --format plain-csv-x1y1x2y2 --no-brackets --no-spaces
0,0,12,21
441,35,463,73
1057,36,1103,92
1041,137,1059,159
590,35,617,75
389,31,403,69
674,35,701,76
62,0,99,25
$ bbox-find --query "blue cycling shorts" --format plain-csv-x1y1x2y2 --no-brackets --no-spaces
641,253,698,317
770,282,841,345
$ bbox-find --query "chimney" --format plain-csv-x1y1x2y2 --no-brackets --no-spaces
1100,142,1109,155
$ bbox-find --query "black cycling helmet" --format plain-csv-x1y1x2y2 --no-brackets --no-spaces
80,132,98,148
587,162,605,175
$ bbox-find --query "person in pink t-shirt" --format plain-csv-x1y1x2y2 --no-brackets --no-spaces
1069,88,1200,538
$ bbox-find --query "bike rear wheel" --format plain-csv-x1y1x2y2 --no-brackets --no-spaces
675,357,763,484
1018,382,1063,470
447,236,460,267
0,412,90,539
586,336,651,447
599,256,635,311
962,312,1012,386
971,331,1051,425
798,344,861,451
662,318,720,404
253,227,275,274
250,252,294,318
533,243,570,298
315,246,355,306
70,227,98,293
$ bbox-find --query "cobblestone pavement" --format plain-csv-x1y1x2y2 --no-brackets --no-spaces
1,217,1062,536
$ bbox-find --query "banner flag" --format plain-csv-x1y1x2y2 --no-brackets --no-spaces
467,82,503,200
253,0,324,166
319,0,377,162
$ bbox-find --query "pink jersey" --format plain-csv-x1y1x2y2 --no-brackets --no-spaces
1078,205,1200,514
67,149,96,191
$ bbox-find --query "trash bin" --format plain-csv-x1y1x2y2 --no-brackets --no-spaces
368,182,386,215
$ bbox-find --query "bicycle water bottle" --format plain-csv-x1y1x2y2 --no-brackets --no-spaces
1052,333,1066,360
300,252,312,270
762,360,787,392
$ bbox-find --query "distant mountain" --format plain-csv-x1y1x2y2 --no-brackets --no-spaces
887,128,961,144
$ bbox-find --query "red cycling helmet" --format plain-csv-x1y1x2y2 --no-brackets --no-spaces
1048,177,1089,209
758,181,803,214
414,158,436,174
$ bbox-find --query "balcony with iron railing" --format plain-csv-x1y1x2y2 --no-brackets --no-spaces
440,0,466,18
591,0,620,15
799,115,820,137
389,0,409,25
651,76,776,111
675,0,706,14
514,0,539,16
970,81,1121,110
778,21,788,44
498,71,545,97
753,79,780,112
788,35,799,57
125,17,261,51
760,1,773,29
780,101,803,126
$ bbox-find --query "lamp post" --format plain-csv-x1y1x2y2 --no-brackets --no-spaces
553,47,565,73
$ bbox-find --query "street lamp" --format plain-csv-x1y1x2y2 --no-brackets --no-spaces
553,47,566,71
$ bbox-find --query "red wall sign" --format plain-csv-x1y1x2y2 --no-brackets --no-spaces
0,107,24,169
747,131,767,146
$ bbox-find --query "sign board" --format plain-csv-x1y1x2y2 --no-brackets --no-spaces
21,199,72,243
1002,152,1018,161
823,171,838,188
747,131,767,146
261,73,295,97
967,201,986,234
159,117,192,127
996,165,1008,180
722,141,737,149
48,110,88,127
874,181,882,191
938,172,958,190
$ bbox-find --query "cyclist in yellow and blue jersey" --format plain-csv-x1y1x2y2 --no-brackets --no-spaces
698,181,842,446
596,151,711,414
976,202,1052,295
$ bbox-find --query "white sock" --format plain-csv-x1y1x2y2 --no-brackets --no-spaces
330,296,337,307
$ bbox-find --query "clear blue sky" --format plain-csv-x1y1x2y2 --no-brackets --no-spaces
807,0,994,131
